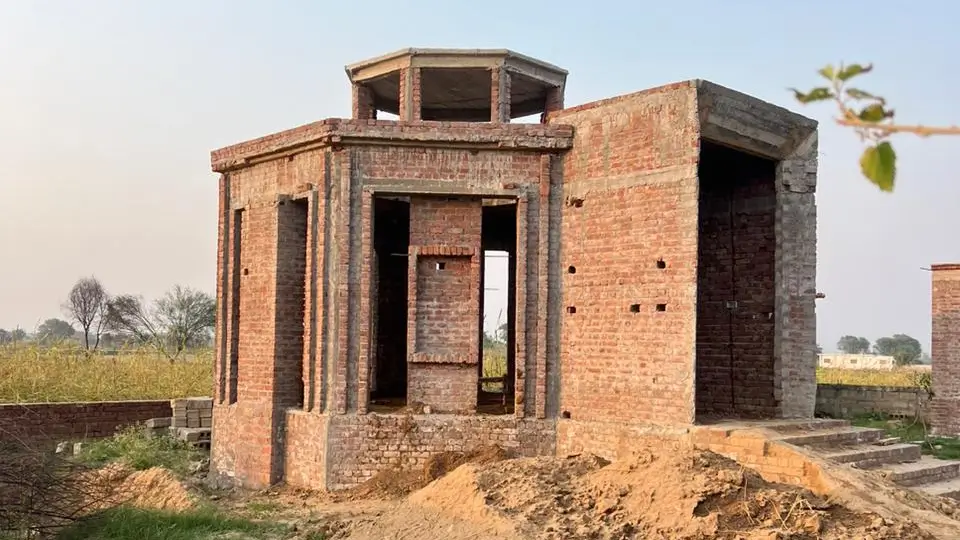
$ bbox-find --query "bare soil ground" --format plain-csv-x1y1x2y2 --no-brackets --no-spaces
79,442,959,539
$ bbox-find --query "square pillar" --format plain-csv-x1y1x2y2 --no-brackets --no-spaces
352,84,376,120
491,67,511,123
931,264,960,435
399,67,422,121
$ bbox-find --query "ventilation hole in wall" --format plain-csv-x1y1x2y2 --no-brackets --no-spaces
656,303,667,312
567,265,576,274
561,411,571,419
629,304,641,313
242,268,249,276
566,306,576,314
656,259,667,269
436,262,446,271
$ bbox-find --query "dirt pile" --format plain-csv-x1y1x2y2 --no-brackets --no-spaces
338,445,511,501
81,463,195,513
331,443,937,540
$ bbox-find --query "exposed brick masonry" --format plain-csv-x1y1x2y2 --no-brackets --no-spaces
0,400,172,444
209,49,819,490
931,265,960,435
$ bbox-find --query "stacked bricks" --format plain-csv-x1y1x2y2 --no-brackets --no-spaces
816,384,930,421
172,397,213,428
931,264,960,435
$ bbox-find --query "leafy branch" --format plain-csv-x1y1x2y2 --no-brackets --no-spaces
791,63,960,192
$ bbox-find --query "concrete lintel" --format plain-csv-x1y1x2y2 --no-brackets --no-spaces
696,80,817,160
503,60,566,88
362,178,523,199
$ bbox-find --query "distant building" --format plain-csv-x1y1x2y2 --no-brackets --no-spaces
818,353,896,371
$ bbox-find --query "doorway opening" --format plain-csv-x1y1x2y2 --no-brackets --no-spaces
695,140,778,422
478,201,517,415
369,197,410,410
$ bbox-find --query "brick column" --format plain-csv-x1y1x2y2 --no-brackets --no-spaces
351,84,376,120
774,131,819,419
540,86,564,123
491,67,511,123
398,67,421,121
931,264,960,435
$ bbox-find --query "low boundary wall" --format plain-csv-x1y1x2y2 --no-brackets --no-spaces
815,384,929,421
0,400,173,443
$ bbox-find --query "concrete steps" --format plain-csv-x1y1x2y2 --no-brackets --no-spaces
824,443,922,467
879,456,960,487
779,421,960,501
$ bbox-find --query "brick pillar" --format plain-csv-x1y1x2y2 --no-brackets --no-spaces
398,67,421,121
773,132,818,419
931,264,960,435
491,67,511,123
540,86,564,123
351,84,376,120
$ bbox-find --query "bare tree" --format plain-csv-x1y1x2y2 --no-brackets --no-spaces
62,277,107,351
105,285,215,362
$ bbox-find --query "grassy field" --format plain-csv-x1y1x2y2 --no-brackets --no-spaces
0,344,212,403
816,367,928,387
0,342,930,404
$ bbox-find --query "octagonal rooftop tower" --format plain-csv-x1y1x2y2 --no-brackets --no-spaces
345,48,568,122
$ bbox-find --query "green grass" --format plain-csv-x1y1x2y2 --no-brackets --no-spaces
76,426,202,476
54,507,286,540
0,344,212,403
851,413,960,460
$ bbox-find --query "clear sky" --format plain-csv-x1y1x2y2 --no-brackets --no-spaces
1,0,957,353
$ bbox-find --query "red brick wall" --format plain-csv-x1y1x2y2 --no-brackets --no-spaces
283,410,328,488
406,197,482,413
322,415,555,490
211,123,570,489
695,142,777,418
548,83,700,431
931,265,960,435
0,400,172,444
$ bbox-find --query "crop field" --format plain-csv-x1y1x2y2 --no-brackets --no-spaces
0,344,212,403
816,367,927,387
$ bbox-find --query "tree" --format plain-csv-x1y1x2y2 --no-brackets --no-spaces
816,343,823,354
0,330,9,344
35,319,75,343
62,277,107,351
792,63,960,192
837,335,871,354
873,334,923,366
10,328,26,343
105,285,215,361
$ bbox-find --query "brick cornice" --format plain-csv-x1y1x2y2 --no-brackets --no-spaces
211,119,574,173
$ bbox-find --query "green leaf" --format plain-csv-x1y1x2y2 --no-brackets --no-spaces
838,63,873,81
818,65,836,80
791,87,834,104
846,88,884,103
860,142,896,192
859,103,894,122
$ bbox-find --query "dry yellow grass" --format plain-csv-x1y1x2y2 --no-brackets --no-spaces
816,367,924,387
0,344,212,403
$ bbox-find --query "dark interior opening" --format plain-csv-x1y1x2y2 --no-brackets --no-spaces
478,201,517,415
228,209,243,405
370,197,410,408
695,140,778,422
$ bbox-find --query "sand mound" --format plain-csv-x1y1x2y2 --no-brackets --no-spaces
332,443,937,540
82,463,195,512
339,445,511,501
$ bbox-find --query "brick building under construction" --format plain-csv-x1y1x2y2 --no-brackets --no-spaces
208,48,820,490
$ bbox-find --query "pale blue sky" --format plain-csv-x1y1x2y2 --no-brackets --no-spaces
1,1,957,353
